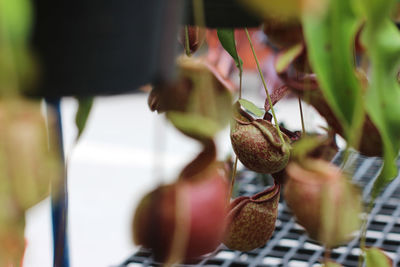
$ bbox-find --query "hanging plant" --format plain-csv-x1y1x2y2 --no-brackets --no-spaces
132,141,229,263
223,183,280,251
230,102,290,174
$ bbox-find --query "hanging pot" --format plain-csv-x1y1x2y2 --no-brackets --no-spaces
183,0,261,28
30,0,182,96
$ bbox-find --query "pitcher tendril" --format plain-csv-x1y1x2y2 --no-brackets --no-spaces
229,157,238,201
298,97,306,135
185,26,191,57
357,199,374,267
324,248,331,265
245,28,285,145
238,51,243,100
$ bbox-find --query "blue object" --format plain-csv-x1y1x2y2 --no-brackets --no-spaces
46,98,70,267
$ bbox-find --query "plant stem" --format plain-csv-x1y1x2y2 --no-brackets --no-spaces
324,247,331,264
298,96,306,135
239,66,243,100
237,37,243,99
228,157,238,202
230,30,242,203
340,145,351,170
244,28,285,145
184,26,191,57
357,199,374,267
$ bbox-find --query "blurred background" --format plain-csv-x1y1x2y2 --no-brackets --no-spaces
1,0,397,266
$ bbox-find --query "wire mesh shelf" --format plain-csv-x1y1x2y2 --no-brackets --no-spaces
120,151,400,266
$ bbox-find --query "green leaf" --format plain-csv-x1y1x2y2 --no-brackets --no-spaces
275,44,303,74
355,0,396,23
356,0,400,197
167,111,221,139
172,57,233,141
0,0,34,95
302,0,364,149
292,136,324,161
0,0,32,43
238,99,264,117
75,97,94,141
323,261,343,267
365,248,392,267
217,29,243,72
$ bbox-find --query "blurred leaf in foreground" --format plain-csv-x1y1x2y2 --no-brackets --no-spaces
356,0,400,197
302,0,364,150
274,44,303,73
0,0,36,95
167,112,220,140
365,247,392,267
0,99,62,265
159,56,233,141
323,261,343,267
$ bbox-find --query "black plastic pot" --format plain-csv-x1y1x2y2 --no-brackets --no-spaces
30,0,182,96
184,0,261,28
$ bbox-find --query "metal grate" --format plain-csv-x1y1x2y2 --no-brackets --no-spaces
119,152,400,266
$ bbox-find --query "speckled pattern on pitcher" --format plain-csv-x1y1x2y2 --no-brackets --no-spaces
223,184,280,251
231,118,290,174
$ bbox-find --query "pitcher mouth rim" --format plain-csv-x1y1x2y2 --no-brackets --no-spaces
286,160,341,186
228,182,281,210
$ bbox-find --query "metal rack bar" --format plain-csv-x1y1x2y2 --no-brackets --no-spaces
46,98,70,267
